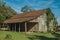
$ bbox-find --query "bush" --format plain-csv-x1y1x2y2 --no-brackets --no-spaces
4,34,13,40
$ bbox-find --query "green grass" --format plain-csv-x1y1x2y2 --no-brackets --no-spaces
0,31,28,40
0,31,60,40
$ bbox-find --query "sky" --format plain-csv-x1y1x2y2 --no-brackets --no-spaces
1,0,60,25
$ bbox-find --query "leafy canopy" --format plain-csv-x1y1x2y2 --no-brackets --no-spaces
0,1,17,23
21,5,35,12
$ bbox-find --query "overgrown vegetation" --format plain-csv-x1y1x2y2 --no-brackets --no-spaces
4,34,13,40
46,8,58,32
21,5,35,12
0,1,17,23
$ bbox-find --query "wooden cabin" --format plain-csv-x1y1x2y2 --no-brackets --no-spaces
3,8,55,33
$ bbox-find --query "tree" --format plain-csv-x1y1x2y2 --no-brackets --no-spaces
21,5,35,12
0,1,17,23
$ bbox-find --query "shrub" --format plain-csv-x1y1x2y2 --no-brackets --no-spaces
4,34,13,40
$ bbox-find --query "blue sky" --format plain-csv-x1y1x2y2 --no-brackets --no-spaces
2,0,60,25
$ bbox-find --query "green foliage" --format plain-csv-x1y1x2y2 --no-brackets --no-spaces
46,8,58,32
21,5,35,12
46,8,52,28
0,1,17,23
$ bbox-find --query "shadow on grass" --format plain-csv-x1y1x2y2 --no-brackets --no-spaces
51,32,60,40
52,32,60,38
28,32,60,40
28,35,58,40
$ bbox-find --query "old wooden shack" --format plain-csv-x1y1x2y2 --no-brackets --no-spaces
4,9,54,33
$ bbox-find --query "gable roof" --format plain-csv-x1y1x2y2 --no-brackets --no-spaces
4,9,47,23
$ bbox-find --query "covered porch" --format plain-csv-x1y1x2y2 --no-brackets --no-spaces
7,22,39,32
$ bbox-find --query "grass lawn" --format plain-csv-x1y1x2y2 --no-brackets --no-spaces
0,31,60,40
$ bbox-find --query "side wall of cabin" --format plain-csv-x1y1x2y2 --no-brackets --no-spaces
28,17,39,32
29,13,47,32
38,13,47,32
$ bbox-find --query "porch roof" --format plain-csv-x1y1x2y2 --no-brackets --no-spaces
4,9,47,23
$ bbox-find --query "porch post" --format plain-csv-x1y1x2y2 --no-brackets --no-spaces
0,24,1,30
3,23,4,27
15,24,16,32
19,23,20,32
7,24,10,31
8,25,10,31
25,22,27,33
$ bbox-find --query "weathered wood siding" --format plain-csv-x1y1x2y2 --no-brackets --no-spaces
38,13,47,32
29,13,47,32
49,20,54,31
29,18,38,22
28,17,39,32
27,22,38,32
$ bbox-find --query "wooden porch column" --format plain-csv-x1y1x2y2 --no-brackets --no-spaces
25,22,27,33
7,24,10,31
3,23,4,27
15,24,16,32
0,24,1,30
19,23,20,32
8,25,10,31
